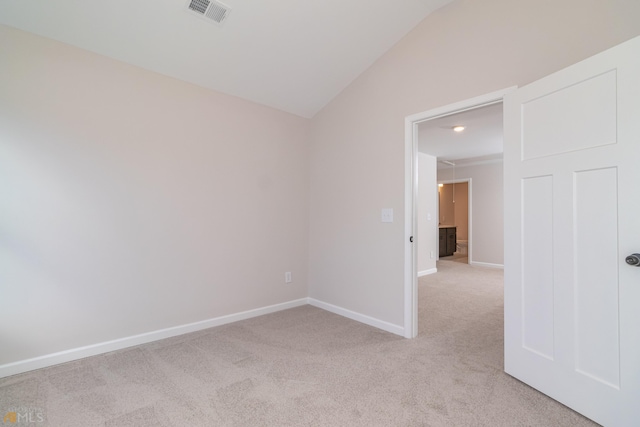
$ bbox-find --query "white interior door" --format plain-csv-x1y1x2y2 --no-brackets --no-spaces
504,36,640,427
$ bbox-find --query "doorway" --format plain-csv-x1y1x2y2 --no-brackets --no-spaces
403,87,514,338
438,180,469,264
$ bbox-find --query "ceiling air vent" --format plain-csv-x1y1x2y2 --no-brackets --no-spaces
186,0,231,25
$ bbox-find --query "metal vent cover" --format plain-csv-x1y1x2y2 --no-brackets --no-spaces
187,0,231,25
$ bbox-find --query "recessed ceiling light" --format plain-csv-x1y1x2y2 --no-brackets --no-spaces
452,125,465,132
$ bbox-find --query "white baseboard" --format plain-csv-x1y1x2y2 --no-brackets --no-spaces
308,298,404,336
1,297,406,378
470,261,504,269
418,268,437,277
0,298,308,379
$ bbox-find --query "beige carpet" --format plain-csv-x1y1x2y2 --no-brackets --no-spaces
438,253,468,264
0,262,597,426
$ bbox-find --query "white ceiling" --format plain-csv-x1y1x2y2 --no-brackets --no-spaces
417,103,504,168
0,0,454,118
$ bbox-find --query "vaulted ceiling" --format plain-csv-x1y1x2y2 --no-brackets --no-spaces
0,0,454,118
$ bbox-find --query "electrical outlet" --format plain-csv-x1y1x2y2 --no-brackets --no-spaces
430,251,434,259
285,272,292,283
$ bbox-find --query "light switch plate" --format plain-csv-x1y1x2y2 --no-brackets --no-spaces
381,208,393,223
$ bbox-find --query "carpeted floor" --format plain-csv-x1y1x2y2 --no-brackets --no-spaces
0,262,598,426
438,253,468,264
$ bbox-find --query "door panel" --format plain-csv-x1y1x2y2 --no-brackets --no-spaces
504,35,640,426
522,70,617,160
574,167,620,388
521,175,554,359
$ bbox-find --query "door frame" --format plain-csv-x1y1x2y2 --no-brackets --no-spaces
437,178,472,263
403,86,516,338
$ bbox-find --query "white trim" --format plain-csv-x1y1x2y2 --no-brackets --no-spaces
0,298,308,378
404,86,516,339
404,118,418,338
439,157,503,169
418,268,437,277
472,158,503,167
470,261,504,269
308,298,405,336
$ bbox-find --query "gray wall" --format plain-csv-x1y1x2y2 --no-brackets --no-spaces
418,153,438,274
439,162,503,266
0,25,310,366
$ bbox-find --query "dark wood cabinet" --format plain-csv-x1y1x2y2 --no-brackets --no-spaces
439,226,457,257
